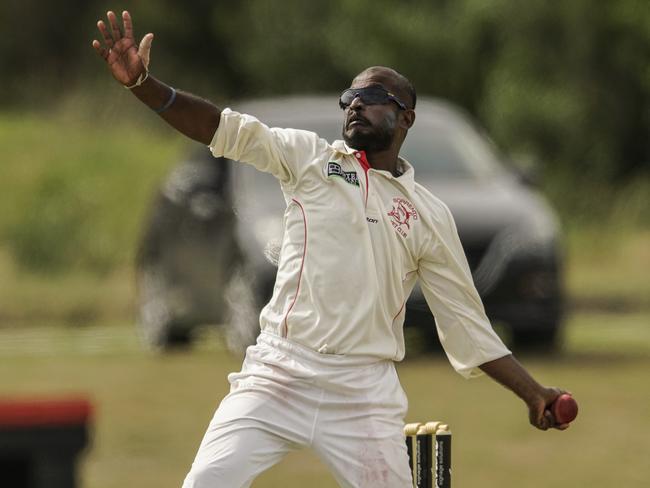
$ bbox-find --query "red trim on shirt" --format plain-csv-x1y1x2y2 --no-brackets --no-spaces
354,151,371,208
282,198,307,338
356,151,371,172
392,300,406,322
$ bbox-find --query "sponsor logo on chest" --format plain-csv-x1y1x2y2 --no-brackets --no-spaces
327,161,360,186
388,197,418,238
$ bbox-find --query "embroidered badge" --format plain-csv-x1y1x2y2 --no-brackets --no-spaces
387,197,418,237
327,162,360,186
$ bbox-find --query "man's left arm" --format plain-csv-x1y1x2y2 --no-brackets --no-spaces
479,355,569,430
417,202,570,430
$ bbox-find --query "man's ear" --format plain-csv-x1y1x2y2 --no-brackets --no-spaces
399,109,416,130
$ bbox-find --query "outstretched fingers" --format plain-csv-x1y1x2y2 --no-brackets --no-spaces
107,11,122,43
92,39,109,60
97,20,113,49
122,10,134,40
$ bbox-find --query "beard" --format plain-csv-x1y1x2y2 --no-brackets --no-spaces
342,111,397,153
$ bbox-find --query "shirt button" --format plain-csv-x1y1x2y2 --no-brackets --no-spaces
355,152,361,158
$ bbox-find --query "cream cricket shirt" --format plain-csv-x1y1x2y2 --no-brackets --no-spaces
210,109,510,378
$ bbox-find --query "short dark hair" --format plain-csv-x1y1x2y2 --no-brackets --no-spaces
382,67,417,109
354,66,416,109
403,77,416,109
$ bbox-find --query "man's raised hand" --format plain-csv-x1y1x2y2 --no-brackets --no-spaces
92,10,221,144
92,11,153,87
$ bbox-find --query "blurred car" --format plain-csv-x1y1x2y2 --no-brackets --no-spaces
135,96,564,353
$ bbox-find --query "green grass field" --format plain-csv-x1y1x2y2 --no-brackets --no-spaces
1,312,649,488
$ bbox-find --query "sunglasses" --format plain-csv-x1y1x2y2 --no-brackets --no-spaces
339,87,408,111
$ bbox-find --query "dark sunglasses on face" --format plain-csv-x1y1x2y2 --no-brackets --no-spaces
339,87,408,111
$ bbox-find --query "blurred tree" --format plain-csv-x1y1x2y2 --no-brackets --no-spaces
0,0,92,102
133,0,245,96
479,0,650,181
1,0,647,180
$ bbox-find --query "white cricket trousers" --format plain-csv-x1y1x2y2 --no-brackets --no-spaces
181,331,412,487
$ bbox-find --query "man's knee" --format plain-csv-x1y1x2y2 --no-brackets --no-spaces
182,419,293,487
183,455,249,488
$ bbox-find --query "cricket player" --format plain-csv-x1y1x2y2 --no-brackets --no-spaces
93,11,571,487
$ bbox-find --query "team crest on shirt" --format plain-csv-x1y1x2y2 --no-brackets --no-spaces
326,161,360,186
388,197,418,238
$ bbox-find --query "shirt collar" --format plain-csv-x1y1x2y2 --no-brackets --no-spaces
332,140,357,155
332,140,416,192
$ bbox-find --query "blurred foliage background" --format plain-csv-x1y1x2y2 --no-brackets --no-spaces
1,2,649,487
2,0,648,179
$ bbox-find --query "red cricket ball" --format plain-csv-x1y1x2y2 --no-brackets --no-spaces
551,393,578,424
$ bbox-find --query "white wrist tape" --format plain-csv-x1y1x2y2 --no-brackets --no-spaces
124,70,149,90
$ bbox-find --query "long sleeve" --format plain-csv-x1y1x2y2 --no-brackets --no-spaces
418,202,511,378
209,108,327,188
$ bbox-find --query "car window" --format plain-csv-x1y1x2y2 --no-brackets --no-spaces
402,125,471,178
255,102,504,182
401,113,503,180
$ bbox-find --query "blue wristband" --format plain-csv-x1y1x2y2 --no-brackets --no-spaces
155,87,177,114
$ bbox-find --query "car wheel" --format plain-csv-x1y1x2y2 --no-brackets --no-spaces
136,264,194,351
510,322,561,352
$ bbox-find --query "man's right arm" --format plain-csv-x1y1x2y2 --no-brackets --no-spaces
130,76,221,145
93,10,220,145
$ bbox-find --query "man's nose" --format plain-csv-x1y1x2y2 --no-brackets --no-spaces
349,94,364,110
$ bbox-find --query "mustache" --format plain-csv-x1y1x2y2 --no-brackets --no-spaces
346,113,371,127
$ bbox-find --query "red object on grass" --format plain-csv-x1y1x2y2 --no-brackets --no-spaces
0,397,93,428
551,393,578,424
